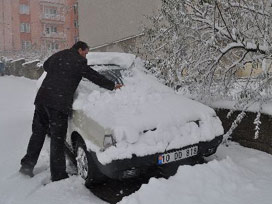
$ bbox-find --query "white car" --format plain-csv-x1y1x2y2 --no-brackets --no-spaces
60,52,224,187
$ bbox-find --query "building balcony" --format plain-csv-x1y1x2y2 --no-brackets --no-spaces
40,0,65,5
41,32,67,39
41,13,65,22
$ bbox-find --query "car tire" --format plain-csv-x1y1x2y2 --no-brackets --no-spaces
193,156,207,164
75,138,105,188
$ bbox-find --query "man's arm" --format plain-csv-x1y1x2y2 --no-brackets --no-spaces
80,59,116,91
43,55,54,72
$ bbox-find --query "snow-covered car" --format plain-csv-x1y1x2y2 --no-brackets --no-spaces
63,52,224,186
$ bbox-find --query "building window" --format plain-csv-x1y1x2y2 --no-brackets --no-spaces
47,42,59,50
74,20,78,28
45,7,57,17
20,4,30,14
45,25,57,34
73,3,78,14
20,23,30,33
22,41,31,50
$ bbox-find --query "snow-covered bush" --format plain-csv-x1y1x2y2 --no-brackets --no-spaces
138,0,272,141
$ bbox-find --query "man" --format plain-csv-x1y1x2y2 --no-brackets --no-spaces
20,41,122,181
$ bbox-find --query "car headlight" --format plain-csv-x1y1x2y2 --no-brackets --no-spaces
103,134,116,150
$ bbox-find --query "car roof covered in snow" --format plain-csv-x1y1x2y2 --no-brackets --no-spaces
86,52,136,69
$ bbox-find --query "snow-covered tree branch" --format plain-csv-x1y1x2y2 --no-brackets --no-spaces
138,0,272,140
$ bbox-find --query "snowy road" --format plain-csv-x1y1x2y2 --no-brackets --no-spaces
0,76,272,204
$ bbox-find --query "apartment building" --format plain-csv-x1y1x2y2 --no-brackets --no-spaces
0,0,78,52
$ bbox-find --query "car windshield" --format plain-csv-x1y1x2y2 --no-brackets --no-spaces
90,64,128,85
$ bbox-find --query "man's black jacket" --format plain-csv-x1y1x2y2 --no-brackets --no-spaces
35,48,115,114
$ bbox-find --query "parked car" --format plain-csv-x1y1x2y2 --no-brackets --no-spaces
40,52,224,187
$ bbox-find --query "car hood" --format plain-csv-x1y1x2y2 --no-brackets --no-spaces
73,58,224,164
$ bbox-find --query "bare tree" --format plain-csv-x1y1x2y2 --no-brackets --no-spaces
139,0,272,141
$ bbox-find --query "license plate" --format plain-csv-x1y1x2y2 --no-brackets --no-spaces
158,146,198,165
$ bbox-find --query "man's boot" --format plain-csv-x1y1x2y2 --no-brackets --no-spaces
19,166,34,177
51,173,69,182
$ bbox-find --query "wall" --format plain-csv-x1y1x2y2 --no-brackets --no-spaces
216,108,272,154
78,0,160,52
2,58,44,79
0,0,17,51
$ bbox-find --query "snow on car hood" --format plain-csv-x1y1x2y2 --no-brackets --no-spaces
73,58,224,164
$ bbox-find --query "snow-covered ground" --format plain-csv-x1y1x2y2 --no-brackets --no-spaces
1,76,272,204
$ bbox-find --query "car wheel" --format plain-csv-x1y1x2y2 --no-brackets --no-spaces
193,156,207,164
75,138,106,187
76,141,89,180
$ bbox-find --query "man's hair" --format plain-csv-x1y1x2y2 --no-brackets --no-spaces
72,41,89,51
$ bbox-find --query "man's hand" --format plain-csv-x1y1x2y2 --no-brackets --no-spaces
114,84,123,90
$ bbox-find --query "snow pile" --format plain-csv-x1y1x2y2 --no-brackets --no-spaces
1,76,272,204
120,143,272,204
87,52,136,68
0,76,105,204
73,57,224,164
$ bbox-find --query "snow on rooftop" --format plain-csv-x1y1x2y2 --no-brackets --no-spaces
86,52,136,69
22,59,40,66
11,58,25,63
27,59,40,63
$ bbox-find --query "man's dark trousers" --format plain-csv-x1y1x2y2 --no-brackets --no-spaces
21,104,68,180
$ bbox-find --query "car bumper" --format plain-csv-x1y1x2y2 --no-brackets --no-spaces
90,135,223,180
